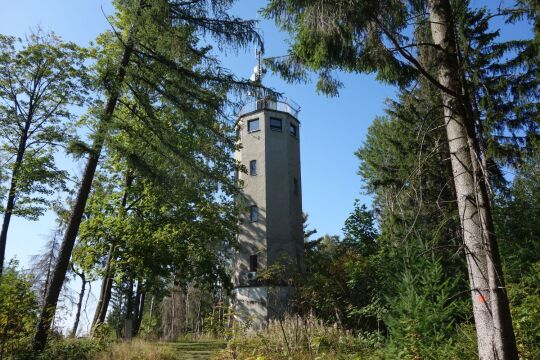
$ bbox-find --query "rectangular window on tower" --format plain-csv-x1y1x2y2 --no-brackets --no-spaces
247,119,260,132
289,123,297,138
250,205,258,222
269,117,282,132
249,254,258,272
294,177,299,195
249,160,257,176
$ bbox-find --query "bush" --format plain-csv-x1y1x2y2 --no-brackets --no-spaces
0,260,38,359
40,338,111,360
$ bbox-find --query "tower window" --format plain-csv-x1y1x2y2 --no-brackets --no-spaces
247,119,259,132
250,205,258,222
293,177,299,195
249,254,258,272
249,160,257,176
269,117,282,132
289,123,297,138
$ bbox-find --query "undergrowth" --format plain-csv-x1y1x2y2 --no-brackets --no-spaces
220,314,384,360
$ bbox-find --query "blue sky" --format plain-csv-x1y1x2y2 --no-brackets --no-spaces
0,0,395,269
0,0,530,270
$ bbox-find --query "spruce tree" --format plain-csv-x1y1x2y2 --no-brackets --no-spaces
263,0,523,357
32,0,260,351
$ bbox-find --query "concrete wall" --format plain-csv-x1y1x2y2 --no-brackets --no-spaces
264,110,303,274
234,112,267,286
233,108,304,324
234,110,303,284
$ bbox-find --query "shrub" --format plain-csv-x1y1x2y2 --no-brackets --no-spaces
0,260,38,359
40,338,111,360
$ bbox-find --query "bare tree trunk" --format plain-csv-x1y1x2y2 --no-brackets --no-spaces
427,1,518,359
149,295,155,325
185,288,190,333
124,276,134,339
133,290,145,336
171,288,176,339
70,266,87,338
42,237,57,305
196,292,202,335
32,38,135,353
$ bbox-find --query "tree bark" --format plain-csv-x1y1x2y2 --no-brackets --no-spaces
124,276,134,339
91,243,115,333
427,0,518,359
133,289,145,336
31,38,134,353
70,266,87,338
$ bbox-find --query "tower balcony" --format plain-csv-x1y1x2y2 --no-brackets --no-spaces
238,97,301,119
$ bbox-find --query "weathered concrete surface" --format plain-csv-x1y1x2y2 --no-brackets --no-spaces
233,108,304,327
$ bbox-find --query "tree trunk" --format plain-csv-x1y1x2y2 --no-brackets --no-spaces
427,1,518,359
124,277,134,339
91,167,134,334
70,268,87,338
91,244,115,333
0,118,31,274
32,39,134,353
133,290,145,336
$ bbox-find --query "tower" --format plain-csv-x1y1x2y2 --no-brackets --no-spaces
232,53,304,329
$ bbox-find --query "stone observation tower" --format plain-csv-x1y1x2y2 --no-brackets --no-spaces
232,51,304,329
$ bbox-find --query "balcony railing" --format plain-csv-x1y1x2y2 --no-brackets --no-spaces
238,98,301,119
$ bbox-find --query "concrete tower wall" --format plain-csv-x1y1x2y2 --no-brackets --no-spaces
233,107,303,328
264,110,303,272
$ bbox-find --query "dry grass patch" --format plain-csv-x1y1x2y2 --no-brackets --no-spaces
92,339,225,360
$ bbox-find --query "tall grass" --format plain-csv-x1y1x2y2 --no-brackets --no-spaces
222,313,384,360
92,339,173,360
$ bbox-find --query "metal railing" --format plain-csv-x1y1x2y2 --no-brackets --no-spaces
238,98,301,118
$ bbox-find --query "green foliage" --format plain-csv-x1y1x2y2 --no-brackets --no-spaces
0,31,89,218
343,200,378,255
0,260,38,358
384,243,470,359
298,203,382,331
507,263,540,359
263,0,417,94
40,338,111,360
495,150,540,358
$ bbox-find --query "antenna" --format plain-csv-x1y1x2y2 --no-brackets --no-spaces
250,47,266,84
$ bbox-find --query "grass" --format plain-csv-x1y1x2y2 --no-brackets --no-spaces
92,339,226,360
217,314,385,360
